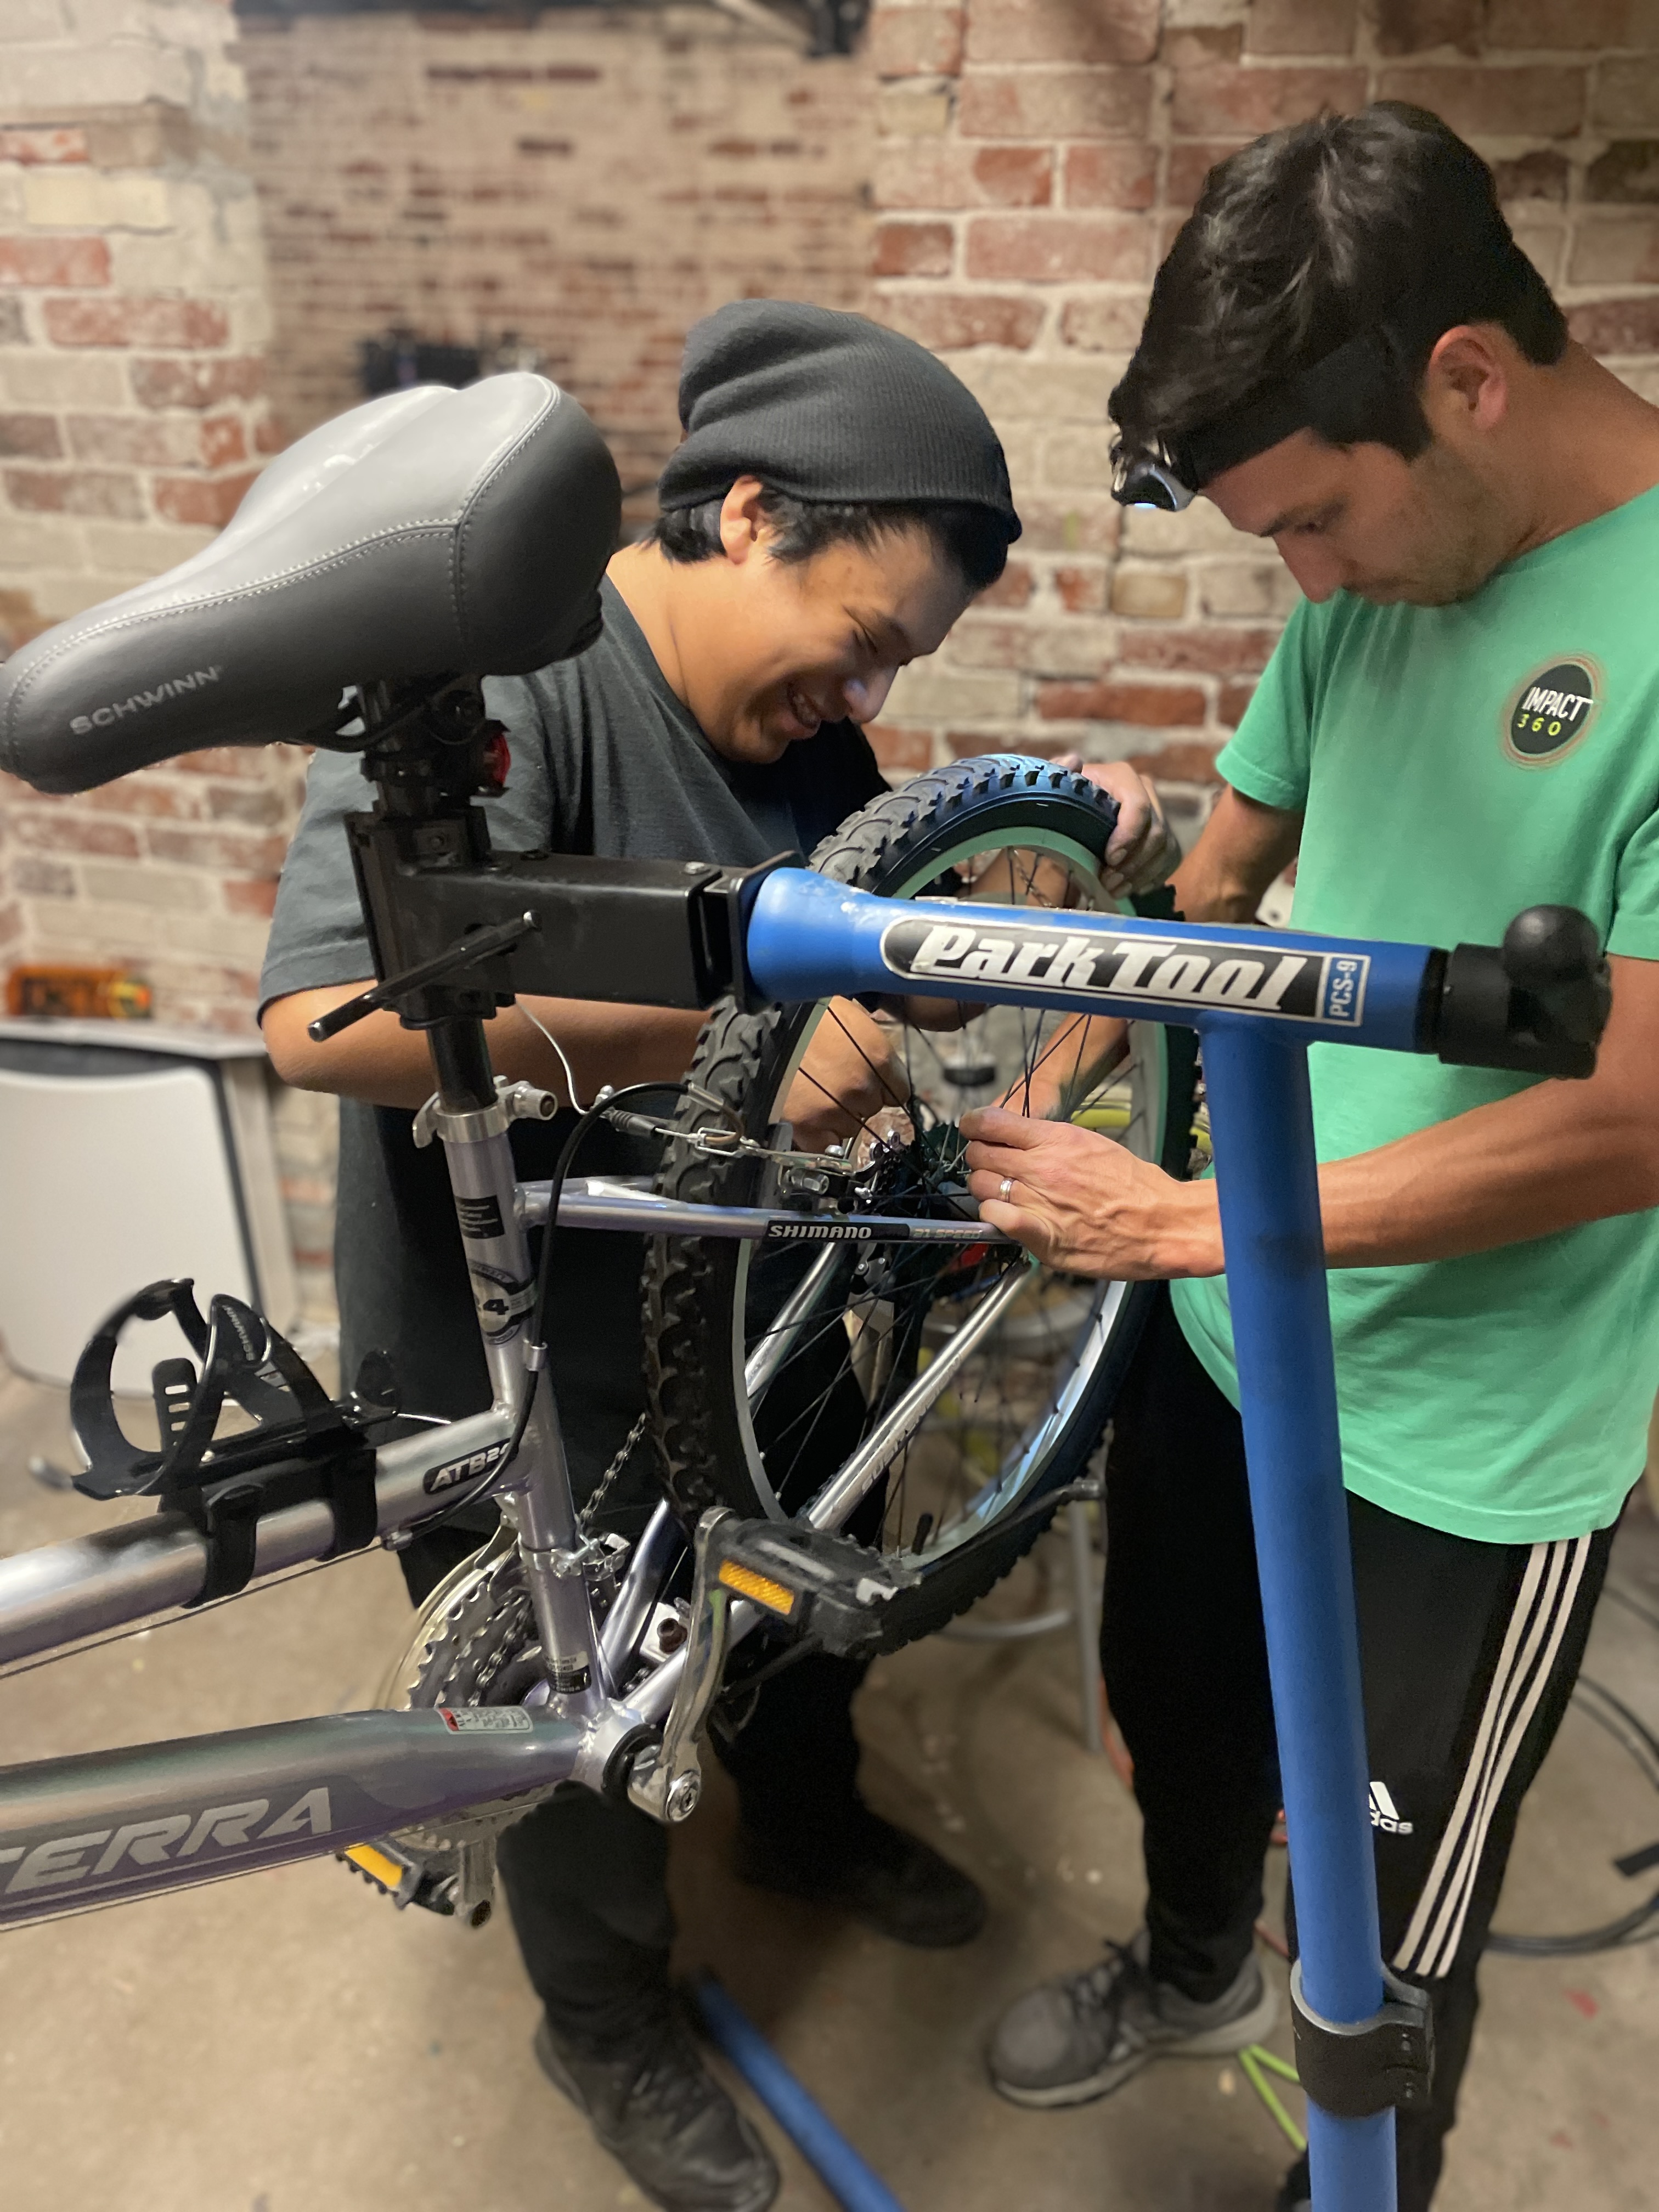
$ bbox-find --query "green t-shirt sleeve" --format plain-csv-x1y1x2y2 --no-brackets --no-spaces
1607,800,1659,960
1213,595,1322,812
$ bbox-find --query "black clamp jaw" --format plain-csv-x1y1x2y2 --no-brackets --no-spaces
1421,904,1611,1080
68,1280,390,1605
1289,1961,1435,2118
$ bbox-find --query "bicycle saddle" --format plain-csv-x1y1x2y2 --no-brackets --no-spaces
0,373,621,794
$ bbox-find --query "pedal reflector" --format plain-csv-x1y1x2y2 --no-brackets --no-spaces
345,1841,408,1892
716,1561,797,1617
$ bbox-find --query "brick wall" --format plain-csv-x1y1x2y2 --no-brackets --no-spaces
867,0,1659,800
0,0,298,1033
238,7,876,500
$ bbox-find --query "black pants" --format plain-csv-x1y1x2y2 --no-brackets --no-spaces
402,1530,868,2049
1105,1288,1617,2211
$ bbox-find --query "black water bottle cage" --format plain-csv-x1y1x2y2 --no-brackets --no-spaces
68,1279,388,1604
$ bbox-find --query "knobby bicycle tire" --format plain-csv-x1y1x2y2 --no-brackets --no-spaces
642,754,1192,1653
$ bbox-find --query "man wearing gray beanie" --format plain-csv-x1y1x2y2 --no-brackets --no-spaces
263,299,1172,2212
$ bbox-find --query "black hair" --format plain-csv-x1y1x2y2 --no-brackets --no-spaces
1113,103,1569,471
651,484,1009,594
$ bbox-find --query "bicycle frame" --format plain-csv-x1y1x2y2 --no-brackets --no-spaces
0,738,1606,2212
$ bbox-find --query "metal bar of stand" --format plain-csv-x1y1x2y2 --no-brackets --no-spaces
1201,1023,1395,2211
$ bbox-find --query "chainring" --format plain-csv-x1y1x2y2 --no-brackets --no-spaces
375,1521,553,1853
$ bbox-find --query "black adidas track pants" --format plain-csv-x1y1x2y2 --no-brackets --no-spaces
1104,1286,1619,2210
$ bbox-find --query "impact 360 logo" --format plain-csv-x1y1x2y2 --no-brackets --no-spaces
1503,657,1601,767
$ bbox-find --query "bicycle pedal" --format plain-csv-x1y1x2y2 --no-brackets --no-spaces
707,1520,923,1660
340,1838,421,1906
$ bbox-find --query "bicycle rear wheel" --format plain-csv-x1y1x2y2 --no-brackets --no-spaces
642,755,1193,1652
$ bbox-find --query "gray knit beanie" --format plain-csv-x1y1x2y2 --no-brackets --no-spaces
657,298,1020,544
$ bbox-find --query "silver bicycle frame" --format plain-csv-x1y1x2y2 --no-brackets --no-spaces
0,1114,1010,1927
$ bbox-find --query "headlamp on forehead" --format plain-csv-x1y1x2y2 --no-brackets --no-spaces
1110,241,1535,512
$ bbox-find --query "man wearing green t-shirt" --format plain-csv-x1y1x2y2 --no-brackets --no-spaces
960,104,1659,2210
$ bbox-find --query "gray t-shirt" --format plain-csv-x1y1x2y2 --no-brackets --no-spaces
260,578,884,1512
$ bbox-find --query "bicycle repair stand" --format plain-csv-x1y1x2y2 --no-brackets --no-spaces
323,696,1607,2211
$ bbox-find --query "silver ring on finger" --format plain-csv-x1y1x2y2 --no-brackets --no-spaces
998,1176,1015,1204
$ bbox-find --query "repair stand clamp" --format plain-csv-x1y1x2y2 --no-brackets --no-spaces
1289,1961,1434,2118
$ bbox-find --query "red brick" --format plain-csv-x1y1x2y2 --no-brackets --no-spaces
223,877,280,919
1060,294,1150,352
875,290,1046,351
1375,66,1586,138
201,414,249,468
1567,217,1659,286
253,411,284,454
0,235,110,289
1063,144,1157,210
1585,141,1659,208
82,778,195,821
66,413,203,466
966,0,1161,66
0,298,22,346
1373,0,1482,53
130,357,266,411
0,127,89,166
206,781,286,827
1056,565,1108,613
175,746,270,779
153,470,259,527
870,7,964,78
1036,679,1207,725
876,142,1052,208
0,414,63,460
1171,65,1368,137
966,213,1148,283
1119,627,1279,676
13,811,142,859
1161,26,1244,66
873,220,955,278
1595,59,1659,134
866,723,934,774
43,295,232,349
0,588,48,650
1487,0,1645,45
1163,143,1242,212
1244,0,1358,53
145,825,287,873
1575,298,1659,354
4,466,144,518
1496,150,1572,204
978,560,1034,608
1218,682,1258,728
1125,740,1225,782
958,69,1153,141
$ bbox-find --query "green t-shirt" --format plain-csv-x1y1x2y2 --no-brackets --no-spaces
1172,486,1659,1545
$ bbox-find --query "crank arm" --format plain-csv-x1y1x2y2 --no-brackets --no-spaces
625,1509,736,1825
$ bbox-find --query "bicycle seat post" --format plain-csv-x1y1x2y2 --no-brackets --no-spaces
352,677,606,1714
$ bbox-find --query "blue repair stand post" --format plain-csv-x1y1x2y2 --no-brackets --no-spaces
738,872,1610,2212
1203,1024,1395,2210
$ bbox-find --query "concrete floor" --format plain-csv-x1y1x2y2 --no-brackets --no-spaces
1,1357,1656,2212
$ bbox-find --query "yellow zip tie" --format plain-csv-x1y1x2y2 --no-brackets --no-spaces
1244,2043,1301,2084
1239,2045,1306,2154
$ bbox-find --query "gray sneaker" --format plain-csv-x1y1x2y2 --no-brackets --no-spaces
989,1929,1279,2108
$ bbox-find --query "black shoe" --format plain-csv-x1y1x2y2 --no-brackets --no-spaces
533,2011,779,2212
1275,2153,1311,2210
735,1807,987,1949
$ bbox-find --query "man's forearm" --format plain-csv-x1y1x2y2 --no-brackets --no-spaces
1154,1076,1659,1278
262,984,706,1110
